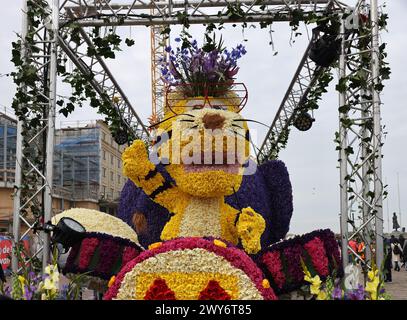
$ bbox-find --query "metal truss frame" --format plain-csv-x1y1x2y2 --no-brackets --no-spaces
13,0,384,274
150,20,168,126
59,0,331,26
12,0,59,271
257,36,325,162
337,0,384,269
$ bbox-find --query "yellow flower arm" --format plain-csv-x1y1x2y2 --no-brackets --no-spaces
122,140,182,212
235,207,266,254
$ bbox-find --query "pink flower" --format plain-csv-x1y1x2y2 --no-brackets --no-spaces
304,237,329,276
122,246,140,267
261,251,286,289
78,238,100,269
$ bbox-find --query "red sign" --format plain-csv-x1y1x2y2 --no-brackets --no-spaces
0,235,30,273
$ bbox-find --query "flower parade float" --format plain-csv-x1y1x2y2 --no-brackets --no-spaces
51,209,143,292
51,36,344,300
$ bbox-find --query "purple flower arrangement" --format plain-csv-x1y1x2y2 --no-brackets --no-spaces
160,36,247,97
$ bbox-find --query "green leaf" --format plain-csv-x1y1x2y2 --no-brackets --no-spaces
125,38,135,46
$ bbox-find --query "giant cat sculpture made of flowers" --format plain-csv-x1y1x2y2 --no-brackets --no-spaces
56,91,341,300
118,91,292,255
56,38,342,299
104,88,292,300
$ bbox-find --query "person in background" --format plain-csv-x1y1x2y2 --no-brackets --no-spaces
401,235,407,270
391,237,403,272
384,238,393,282
348,238,358,262
399,234,405,249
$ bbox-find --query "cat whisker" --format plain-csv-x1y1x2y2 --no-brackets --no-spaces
233,118,271,129
148,113,195,129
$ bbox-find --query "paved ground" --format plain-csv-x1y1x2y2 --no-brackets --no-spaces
384,268,407,300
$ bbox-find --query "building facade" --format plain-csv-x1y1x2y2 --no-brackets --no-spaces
0,111,127,233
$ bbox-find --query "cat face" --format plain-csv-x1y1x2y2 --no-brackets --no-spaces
154,92,251,197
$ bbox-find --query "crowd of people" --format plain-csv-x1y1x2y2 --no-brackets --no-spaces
344,234,407,283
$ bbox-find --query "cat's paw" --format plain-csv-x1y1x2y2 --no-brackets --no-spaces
236,207,266,254
123,140,154,178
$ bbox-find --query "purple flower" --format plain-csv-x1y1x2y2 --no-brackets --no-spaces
58,284,69,300
159,37,246,93
345,284,365,300
5,286,11,297
332,286,343,299
24,286,34,300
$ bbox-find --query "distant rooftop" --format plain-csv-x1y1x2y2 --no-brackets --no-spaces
58,119,102,129
0,106,17,123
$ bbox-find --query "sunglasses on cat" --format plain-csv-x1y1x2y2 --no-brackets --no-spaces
165,82,248,115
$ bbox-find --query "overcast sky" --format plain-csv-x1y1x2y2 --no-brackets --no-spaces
0,0,406,235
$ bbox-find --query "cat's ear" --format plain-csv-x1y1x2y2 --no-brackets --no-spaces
132,211,148,235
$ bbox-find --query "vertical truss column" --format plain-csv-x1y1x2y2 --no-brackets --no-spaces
338,0,384,270
338,19,349,268
12,0,29,273
42,0,60,270
12,0,58,272
150,24,168,121
370,0,384,268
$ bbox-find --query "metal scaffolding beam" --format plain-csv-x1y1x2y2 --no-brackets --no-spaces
150,17,168,123
58,18,150,141
257,37,325,162
338,0,384,269
59,0,331,26
12,0,59,272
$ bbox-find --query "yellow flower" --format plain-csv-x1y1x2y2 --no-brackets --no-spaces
18,275,26,285
316,290,328,300
303,267,311,279
213,239,227,248
304,275,322,295
148,242,163,250
44,264,57,275
43,278,57,291
236,207,265,254
368,269,378,281
365,277,379,300
108,276,116,288
262,279,270,289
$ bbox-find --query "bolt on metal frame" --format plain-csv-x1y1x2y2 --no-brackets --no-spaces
13,0,384,272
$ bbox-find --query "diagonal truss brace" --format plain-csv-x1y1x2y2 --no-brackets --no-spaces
257,36,325,162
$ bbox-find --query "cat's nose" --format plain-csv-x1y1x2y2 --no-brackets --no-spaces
202,113,225,130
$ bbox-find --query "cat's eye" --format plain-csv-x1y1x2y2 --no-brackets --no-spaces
212,105,227,110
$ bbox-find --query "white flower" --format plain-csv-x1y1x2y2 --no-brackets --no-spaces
43,277,57,291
